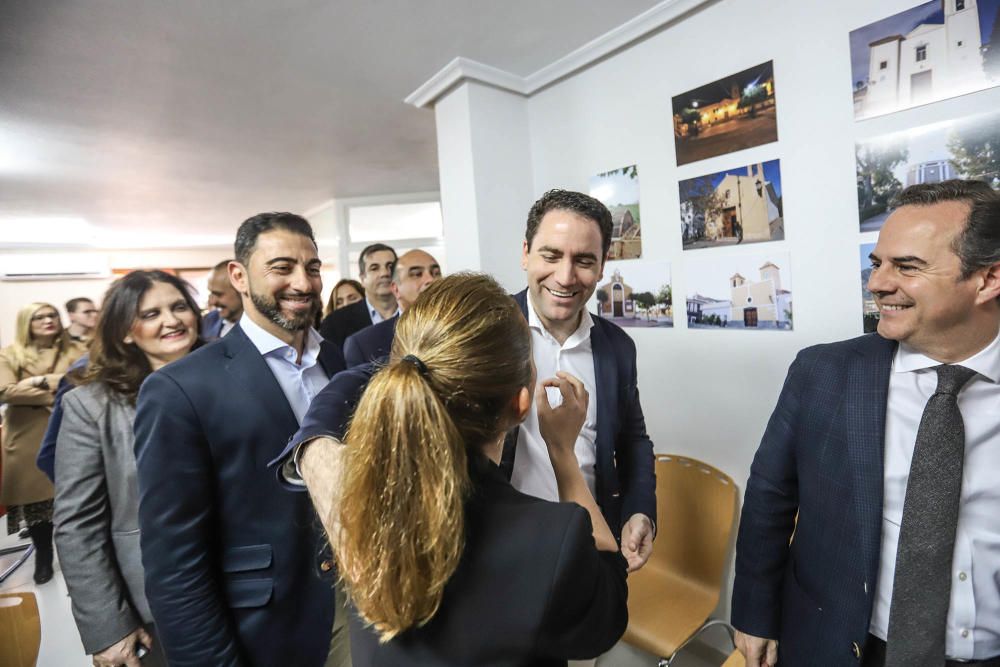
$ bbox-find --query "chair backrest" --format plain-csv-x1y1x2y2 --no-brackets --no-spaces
649,454,737,589
0,592,41,667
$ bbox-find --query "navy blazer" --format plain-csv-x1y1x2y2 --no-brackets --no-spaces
202,309,224,341
503,290,656,540
344,316,397,367
319,299,373,348
732,333,895,666
133,325,345,667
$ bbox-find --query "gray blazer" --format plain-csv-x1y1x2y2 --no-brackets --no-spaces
53,381,152,654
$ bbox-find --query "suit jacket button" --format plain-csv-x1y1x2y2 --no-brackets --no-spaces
320,560,333,572
852,641,861,659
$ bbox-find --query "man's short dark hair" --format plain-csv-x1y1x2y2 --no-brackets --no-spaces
234,213,315,266
65,297,94,313
894,179,1000,279
213,259,234,272
525,190,613,261
358,243,397,276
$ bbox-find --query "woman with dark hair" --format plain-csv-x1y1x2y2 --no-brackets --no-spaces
324,278,365,317
53,270,200,667
0,302,85,583
301,273,627,666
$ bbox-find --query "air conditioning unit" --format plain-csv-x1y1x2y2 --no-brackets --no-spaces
0,252,112,281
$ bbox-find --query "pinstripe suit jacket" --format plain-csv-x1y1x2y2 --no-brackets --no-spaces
732,333,896,666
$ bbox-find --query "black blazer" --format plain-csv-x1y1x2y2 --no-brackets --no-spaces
503,290,656,540
732,334,897,666
319,299,373,348
133,325,345,667
350,456,629,667
344,316,397,367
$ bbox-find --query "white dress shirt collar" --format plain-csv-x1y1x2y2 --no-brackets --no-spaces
894,332,1000,383
526,294,594,350
239,313,322,366
365,297,400,325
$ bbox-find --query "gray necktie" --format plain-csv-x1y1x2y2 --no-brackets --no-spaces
885,364,978,667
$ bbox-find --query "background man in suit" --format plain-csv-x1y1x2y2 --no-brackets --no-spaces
319,242,397,347
133,212,347,667
506,189,656,574
343,248,441,367
65,297,98,343
202,258,243,340
732,180,1000,667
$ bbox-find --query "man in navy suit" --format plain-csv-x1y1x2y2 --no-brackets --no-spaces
202,258,244,341
732,181,1000,666
505,189,656,572
318,243,398,347
134,213,347,667
343,248,441,367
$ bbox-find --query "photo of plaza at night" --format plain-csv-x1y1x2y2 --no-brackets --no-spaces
672,61,779,166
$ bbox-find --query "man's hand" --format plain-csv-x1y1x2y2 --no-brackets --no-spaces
92,626,152,667
620,513,654,571
734,629,778,667
536,372,589,457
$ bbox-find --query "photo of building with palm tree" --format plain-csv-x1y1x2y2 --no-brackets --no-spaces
590,260,672,328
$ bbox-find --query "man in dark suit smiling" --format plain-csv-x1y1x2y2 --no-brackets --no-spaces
134,212,347,667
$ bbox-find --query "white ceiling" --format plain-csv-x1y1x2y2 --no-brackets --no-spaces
0,0,662,244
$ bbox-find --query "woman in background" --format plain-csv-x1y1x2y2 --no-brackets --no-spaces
0,302,85,583
324,278,364,317
302,274,628,666
54,270,200,667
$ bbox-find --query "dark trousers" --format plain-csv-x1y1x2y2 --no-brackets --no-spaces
862,634,1000,667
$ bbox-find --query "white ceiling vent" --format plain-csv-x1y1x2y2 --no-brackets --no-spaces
0,252,111,281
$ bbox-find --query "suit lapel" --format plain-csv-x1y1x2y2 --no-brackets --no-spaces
222,326,299,432
846,334,896,584
501,290,531,480
318,338,345,378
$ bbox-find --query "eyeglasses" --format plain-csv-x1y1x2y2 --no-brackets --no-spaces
31,313,59,322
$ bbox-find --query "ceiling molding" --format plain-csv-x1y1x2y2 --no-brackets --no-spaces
405,0,712,109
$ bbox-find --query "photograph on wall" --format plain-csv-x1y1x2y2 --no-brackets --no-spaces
856,109,1000,231
589,165,642,260
588,259,672,328
685,252,793,330
860,242,879,333
679,159,784,249
850,0,1000,121
672,61,778,166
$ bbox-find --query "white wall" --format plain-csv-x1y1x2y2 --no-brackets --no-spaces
433,0,1000,632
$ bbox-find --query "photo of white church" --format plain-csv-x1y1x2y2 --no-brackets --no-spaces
850,0,1000,120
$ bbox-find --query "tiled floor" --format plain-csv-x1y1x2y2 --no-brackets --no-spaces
2,514,729,667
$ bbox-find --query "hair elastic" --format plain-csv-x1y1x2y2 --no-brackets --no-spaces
401,354,430,377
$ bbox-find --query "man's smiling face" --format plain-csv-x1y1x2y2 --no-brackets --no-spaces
521,208,605,334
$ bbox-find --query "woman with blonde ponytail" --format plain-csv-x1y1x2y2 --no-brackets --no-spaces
294,273,627,666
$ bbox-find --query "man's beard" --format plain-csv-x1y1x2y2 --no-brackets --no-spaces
250,289,319,332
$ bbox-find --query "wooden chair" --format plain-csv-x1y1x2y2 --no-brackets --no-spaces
623,454,738,666
0,592,41,667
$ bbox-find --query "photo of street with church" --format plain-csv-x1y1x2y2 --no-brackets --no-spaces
685,252,793,330
672,60,778,166
856,109,1000,231
850,0,1000,120
589,164,642,260
679,159,784,249
588,259,672,328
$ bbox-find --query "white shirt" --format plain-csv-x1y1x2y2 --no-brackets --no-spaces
366,297,400,325
239,314,329,425
869,333,1000,660
220,318,236,338
510,298,599,501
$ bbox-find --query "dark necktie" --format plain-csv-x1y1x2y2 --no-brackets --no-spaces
885,364,978,667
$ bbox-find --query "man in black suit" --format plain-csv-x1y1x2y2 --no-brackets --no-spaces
319,243,397,347
505,189,656,573
343,248,441,367
133,212,348,667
